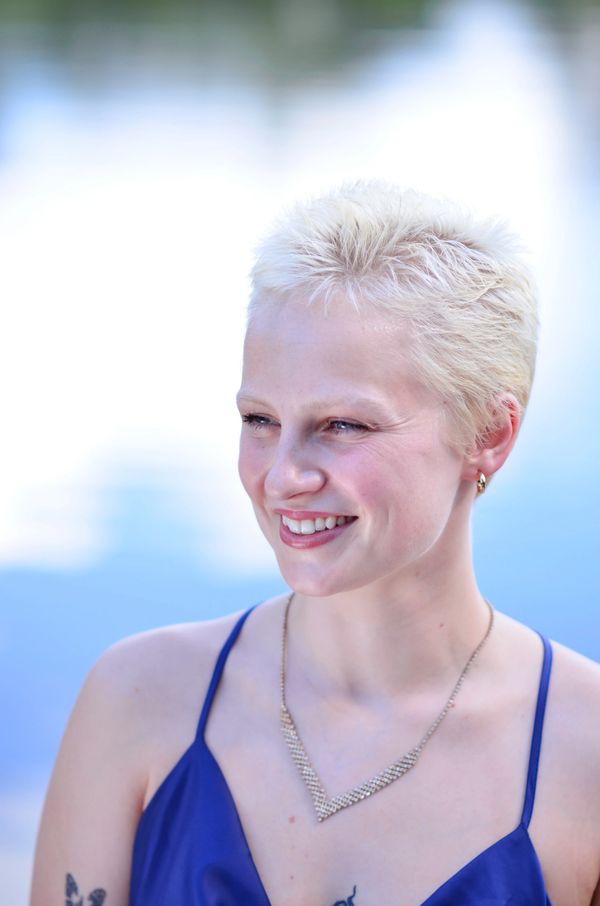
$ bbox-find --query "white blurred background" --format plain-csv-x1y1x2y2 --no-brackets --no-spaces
1,0,599,899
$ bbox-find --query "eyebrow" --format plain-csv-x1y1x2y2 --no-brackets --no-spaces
236,393,393,419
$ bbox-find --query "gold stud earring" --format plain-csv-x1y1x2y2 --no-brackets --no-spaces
476,472,487,495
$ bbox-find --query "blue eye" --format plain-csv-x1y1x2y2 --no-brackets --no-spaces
327,420,368,434
241,413,275,429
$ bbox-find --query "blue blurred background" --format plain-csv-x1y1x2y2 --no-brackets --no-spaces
1,0,599,899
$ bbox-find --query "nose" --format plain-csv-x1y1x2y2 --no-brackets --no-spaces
263,433,326,502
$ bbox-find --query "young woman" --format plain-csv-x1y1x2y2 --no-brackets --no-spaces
31,182,600,905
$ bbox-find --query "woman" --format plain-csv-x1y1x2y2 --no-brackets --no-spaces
31,182,600,905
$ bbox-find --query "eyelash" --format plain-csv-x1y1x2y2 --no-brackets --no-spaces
241,414,275,432
328,419,368,434
240,414,368,434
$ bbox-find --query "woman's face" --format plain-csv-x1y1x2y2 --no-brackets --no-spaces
237,296,469,598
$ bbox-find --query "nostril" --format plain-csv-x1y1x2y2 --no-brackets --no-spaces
264,464,327,498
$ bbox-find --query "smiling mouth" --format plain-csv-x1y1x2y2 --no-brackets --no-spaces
280,514,357,535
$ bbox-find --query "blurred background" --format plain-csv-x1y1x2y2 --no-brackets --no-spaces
1,0,599,899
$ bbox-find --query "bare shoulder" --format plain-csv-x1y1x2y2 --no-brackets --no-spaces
496,614,600,812
88,606,254,756
30,605,260,905
498,613,600,746
92,595,287,808
93,609,246,698
543,640,600,898
547,639,600,758
539,638,600,858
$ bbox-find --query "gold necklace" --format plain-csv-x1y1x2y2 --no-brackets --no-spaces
279,592,494,822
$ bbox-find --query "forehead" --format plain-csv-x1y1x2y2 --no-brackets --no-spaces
241,297,433,409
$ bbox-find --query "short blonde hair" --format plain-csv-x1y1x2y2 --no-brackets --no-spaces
249,180,539,454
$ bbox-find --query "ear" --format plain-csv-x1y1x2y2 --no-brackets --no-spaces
463,393,522,484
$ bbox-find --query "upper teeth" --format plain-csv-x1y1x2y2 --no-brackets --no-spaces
281,515,351,535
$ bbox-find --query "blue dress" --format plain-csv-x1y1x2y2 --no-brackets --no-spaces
130,604,553,904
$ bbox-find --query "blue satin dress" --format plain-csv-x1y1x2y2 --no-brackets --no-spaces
130,604,553,905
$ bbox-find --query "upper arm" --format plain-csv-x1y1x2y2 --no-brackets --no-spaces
552,644,600,905
30,643,149,906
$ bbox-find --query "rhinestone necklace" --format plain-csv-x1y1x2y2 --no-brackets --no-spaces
279,592,495,822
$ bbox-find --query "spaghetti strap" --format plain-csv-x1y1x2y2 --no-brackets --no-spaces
131,617,556,904
195,604,259,742
521,633,553,828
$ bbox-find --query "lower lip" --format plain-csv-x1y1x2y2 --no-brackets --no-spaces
278,518,357,549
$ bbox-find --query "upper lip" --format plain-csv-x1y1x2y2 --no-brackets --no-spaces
274,508,356,519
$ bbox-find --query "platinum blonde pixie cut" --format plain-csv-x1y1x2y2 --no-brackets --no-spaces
248,180,539,455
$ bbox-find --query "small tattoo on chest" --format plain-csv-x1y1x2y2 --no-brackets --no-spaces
332,884,357,905
65,872,107,906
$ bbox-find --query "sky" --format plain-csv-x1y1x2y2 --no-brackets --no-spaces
1,0,599,899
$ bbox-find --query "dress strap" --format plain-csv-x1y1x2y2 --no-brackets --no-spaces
195,604,259,742
520,633,553,828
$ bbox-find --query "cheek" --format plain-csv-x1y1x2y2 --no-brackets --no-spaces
353,440,458,524
342,442,408,496
238,439,266,498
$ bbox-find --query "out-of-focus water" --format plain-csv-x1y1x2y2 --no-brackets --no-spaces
1,0,599,900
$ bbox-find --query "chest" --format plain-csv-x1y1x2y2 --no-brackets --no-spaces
203,710,532,905
199,694,596,906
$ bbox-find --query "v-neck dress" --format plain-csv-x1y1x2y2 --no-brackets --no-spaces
130,603,554,905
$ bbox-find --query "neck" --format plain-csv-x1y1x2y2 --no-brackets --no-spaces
284,557,492,707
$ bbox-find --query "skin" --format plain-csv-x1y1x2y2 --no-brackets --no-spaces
31,295,600,905
237,298,505,698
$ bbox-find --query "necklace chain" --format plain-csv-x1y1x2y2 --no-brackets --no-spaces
279,592,495,822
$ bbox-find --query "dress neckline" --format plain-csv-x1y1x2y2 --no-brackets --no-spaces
202,738,541,905
192,602,553,906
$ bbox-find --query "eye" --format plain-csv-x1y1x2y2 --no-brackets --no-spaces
326,419,369,434
241,413,277,430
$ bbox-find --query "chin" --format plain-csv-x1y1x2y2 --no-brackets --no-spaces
275,559,359,599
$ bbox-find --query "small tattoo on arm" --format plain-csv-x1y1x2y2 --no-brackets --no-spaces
332,884,357,905
65,873,107,906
